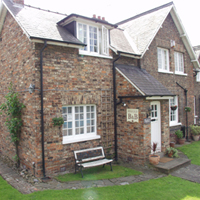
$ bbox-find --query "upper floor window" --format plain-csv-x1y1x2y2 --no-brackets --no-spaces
157,48,170,72
174,52,184,74
77,23,109,56
62,105,100,144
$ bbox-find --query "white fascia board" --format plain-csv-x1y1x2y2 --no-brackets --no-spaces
0,3,7,34
170,7,200,69
141,5,173,58
146,96,173,100
31,38,84,49
116,67,145,96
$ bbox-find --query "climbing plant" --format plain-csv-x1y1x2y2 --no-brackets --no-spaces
0,83,26,167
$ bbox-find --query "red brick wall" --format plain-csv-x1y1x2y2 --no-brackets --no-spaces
0,12,115,176
0,12,37,171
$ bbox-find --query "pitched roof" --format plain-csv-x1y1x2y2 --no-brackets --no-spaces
2,0,84,46
116,64,174,96
110,2,199,68
193,46,200,60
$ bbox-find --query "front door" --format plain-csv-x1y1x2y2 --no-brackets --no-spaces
151,101,161,152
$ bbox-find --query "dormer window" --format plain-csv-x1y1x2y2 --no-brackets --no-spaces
77,22,109,56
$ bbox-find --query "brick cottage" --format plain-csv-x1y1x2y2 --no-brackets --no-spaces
0,0,199,177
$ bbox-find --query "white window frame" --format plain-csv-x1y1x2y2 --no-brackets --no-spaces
62,105,100,144
157,47,170,73
174,52,184,74
77,22,110,58
169,96,181,126
196,72,200,82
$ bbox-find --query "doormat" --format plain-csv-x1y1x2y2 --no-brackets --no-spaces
159,157,173,163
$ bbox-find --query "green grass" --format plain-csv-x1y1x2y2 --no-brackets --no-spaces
56,165,142,182
177,141,200,165
2,175,200,199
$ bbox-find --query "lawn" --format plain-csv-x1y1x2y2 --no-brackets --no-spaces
177,141,200,165
56,165,142,182
1,175,200,199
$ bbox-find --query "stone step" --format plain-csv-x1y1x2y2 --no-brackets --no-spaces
154,157,191,174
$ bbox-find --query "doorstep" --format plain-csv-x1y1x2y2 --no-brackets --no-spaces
154,153,191,174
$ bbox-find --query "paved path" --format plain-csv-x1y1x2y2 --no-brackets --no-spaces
171,164,200,183
0,159,165,194
1,154,200,194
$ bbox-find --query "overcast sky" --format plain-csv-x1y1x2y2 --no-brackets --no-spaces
25,0,200,46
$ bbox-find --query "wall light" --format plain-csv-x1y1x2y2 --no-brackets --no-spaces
29,84,35,94
146,107,152,118
122,102,126,107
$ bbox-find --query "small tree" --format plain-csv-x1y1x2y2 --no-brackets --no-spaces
0,83,25,167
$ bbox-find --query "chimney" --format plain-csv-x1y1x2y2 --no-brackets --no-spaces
12,0,24,5
102,17,105,21
98,16,101,20
93,14,96,18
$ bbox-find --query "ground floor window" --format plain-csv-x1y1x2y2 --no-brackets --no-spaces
169,96,179,126
62,105,100,144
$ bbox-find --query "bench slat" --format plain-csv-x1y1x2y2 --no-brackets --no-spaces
78,158,113,168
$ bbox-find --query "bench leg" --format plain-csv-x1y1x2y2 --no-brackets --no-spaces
80,166,84,178
110,162,113,171
102,164,105,168
75,164,77,174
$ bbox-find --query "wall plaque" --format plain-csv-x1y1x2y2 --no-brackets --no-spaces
127,109,139,123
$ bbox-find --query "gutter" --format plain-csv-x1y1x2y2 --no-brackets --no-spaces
40,41,47,178
113,53,121,162
176,82,189,141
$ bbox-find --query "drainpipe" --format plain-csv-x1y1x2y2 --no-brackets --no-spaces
113,53,121,161
176,82,189,141
40,41,47,178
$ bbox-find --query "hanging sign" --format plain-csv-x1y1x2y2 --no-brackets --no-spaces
127,109,139,123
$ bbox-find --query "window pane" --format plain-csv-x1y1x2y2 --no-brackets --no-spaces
68,129,72,136
87,113,90,119
80,121,84,126
68,107,72,113
75,128,79,135
62,107,66,114
75,107,79,113
75,114,79,120
75,121,79,127
87,106,90,112
64,122,67,128
63,130,67,136
68,122,72,128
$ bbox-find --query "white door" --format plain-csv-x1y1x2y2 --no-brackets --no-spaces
151,101,161,152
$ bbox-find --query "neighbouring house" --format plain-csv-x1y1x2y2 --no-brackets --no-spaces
0,0,199,177
193,45,200,124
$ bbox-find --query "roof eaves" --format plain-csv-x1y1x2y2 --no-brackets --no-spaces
170,7,200,69
0,2,7,34
30,36,86,47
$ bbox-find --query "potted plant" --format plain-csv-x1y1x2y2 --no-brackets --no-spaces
185,106,191,112
190,125,200,141
149,142,160,165
175,130,185,144
166,147,178,158
170,105,177,111
52,117,64,127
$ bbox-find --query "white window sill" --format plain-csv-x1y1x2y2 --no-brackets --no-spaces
158,70,173,74
196,80,200,82
79,50,113,59
175,72,188,76
170,122,182,127
62,135,101,144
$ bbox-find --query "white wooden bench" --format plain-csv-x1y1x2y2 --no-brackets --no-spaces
74,146,113,178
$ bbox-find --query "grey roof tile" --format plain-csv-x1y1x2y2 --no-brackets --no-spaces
111,3,173,55
3,0,84,45
116,64,173,96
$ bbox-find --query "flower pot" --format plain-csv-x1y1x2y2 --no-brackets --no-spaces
168,151,173,157
149,154,160,165
178,138,185,144
170,142,175,147
193,135,199,141
171,106,177,111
